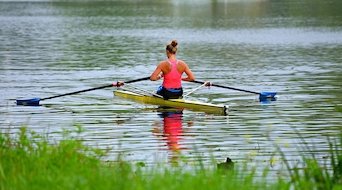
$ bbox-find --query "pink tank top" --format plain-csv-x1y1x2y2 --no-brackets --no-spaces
162,59,182,89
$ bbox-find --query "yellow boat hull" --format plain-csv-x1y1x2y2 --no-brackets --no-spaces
114,90,228,115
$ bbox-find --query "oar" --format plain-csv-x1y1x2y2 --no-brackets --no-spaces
191,80,277,101
16,76,150,106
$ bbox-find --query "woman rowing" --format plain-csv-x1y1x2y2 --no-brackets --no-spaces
150,40,195,99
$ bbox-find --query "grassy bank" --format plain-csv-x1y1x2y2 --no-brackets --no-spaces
0,127,341,190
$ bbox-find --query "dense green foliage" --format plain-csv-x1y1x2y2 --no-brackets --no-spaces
0,127,341,190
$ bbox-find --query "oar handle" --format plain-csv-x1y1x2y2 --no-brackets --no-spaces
191,80,260,95
124,76,150,84
41,76,150,101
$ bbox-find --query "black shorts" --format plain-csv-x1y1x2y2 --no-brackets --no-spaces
156,86,183,99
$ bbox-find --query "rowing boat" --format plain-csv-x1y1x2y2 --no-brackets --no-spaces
114,89,228,115
114,90,228,115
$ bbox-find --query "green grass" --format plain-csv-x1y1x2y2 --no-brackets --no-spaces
0,127,341,190
292,133,342,190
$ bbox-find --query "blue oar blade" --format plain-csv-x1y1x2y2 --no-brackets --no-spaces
16,98,41,106
259,92,277,101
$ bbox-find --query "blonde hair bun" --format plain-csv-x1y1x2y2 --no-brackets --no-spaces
171,40,178,47
166,40,178,54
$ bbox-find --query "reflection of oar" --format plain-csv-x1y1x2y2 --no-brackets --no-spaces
16,76,150,106
191,80,277,101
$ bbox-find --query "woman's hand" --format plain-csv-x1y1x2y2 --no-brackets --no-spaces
113,81,125,87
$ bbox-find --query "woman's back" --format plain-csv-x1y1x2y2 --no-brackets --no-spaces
162,59,183,89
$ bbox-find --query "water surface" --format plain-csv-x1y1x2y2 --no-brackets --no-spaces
1,0,341,175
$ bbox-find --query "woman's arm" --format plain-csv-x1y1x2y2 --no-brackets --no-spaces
181,63,195,81
150,63,163,81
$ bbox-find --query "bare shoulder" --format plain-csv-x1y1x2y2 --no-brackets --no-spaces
177,59,189,68
177,59,186,64
158,60,168,67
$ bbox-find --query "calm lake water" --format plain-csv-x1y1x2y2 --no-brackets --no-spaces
1,0,341,174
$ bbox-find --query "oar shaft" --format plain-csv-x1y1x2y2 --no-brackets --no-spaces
41,84,113,100
41,76,150,101
192,80,260,95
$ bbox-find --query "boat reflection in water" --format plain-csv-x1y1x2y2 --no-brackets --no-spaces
152,107,192,165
